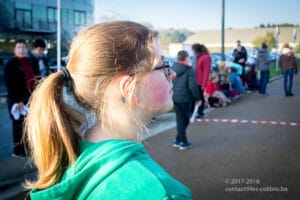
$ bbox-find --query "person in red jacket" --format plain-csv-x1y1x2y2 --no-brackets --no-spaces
4,39,36,157
204,72,231,107
192,44,211,117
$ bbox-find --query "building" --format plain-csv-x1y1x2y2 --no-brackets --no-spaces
0,0,94,55
169,27,300,56
0,0,94,94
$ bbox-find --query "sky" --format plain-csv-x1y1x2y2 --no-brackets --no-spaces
94,0,300,31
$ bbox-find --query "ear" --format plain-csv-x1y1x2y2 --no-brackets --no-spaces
119,75,133,98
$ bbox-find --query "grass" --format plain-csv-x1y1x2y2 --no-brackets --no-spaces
269,63,282,79
269,59,300,79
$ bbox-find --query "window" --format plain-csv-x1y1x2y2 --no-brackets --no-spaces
74,11,86,26
62,8,68,25
48,7,56,23
33,5,47,21
15,2,32,29
86,13,93,25
68,10,73,25
16,9,32,29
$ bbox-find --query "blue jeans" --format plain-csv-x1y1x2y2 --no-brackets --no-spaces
282,69,294,95
258,70,270,94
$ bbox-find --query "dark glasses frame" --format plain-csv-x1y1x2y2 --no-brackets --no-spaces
153,61,172,80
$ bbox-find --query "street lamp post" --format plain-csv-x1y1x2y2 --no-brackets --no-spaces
57,0,61,71
221,0,225,61
293,28,297,50
275,26,280,71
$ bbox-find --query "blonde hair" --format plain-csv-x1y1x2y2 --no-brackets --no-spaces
209,71,219,81
218,61,226,73
25,21,159,189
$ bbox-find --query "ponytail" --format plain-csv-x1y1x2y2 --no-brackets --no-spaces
25,71,84,189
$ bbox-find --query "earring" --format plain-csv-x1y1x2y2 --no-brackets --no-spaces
121,97,127,104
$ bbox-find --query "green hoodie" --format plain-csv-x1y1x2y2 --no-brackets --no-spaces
30,139,192,199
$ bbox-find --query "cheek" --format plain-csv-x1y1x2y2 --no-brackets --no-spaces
139,74,173,112
150,81,169,103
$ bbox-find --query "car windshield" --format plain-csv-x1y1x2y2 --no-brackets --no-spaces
211,53,232,62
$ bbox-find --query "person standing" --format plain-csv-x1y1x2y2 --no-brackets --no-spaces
4,39,35,157
279,43,298,96
28,39,50,79
192,43,211,119
172,50,201,150
256,42,271,96
233,40,248,85
25,21,192,199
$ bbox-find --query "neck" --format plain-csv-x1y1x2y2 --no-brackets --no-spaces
178,60,189,65
83,106,155,143
84,115,148,143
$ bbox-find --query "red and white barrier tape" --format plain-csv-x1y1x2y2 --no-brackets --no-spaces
196,118,300,127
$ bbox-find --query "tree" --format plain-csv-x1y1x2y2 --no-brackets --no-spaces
141,22,154,29
158,28,195,54
252,32,276,49
255,23,299,28
259,23,265,28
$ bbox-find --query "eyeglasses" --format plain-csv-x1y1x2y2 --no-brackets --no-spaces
129,56,174,79
153,63,172,80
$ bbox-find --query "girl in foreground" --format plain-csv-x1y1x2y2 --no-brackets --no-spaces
25,21,192,199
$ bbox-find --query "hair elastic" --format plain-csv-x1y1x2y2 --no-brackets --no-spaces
62,68,71,81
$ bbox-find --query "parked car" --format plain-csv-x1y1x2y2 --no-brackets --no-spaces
268,52,279,62
163,56,176,67
49,60,67,72
48,56,68,72
227,48,256,66
210,52,243,75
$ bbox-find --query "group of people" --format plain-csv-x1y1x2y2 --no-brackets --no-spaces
233,40,298,97
171,40,298,154
2,20,298,199
4,39,49,157
171,43,244,151
4,21,192,199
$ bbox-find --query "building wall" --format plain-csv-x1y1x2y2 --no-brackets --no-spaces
0,0,94,54
184,27,300,52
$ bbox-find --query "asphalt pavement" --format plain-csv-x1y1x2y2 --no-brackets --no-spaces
0,74,300,199
145,74,300,200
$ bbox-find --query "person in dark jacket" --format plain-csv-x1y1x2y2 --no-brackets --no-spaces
256,42,271,96
28,39,50,79
4,39,36,157
233,40,248,85
172,50,201,150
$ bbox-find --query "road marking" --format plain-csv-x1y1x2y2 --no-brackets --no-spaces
196,118,300,127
